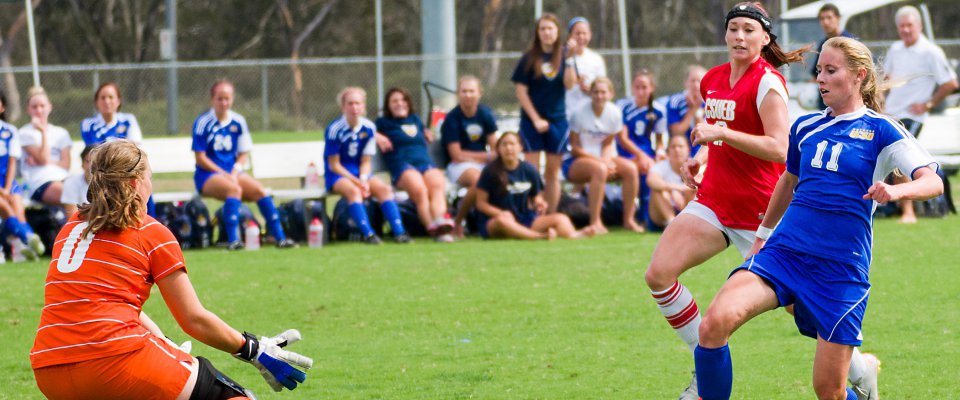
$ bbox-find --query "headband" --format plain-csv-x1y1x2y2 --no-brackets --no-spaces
725,4,777,41
567,16,588,32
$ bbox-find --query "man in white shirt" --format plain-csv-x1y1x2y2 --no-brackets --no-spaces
883,5,958,223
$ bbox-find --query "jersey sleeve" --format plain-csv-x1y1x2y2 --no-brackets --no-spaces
439,112,458,147
324,124,341,157
191,119,207,152
8,128,22,159
19,126,38,147
511,54,531,85
141,222,186,281
79,119,95,146
476,166,497,195
930,46,958,85
126,115,143,145
59,174,86,205
665,96,684,125
482,106,499,134
362,136,376,156
235,117,253,153
653,105,667,134
875,121,938,182
756,73,789,113
55,127,73,150
786,119,802,176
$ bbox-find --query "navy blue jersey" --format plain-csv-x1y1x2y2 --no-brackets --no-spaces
191,109,253,172
765,107,937,268
661,91,703,156
511,52,568,121
477,160,543,219
375,115,433,166
324,116,377,177
615,97,667,158
80,113,143,146
0,121,22,178
440,104,498,156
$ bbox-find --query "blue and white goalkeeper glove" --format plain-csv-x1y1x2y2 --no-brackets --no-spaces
234,329,313,392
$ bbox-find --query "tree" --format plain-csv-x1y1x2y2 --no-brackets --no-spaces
275,0,338,130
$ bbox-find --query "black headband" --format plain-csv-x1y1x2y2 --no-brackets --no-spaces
725,4,778,41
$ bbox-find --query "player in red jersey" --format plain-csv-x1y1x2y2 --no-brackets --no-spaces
642,3,804,399
31,140,312,400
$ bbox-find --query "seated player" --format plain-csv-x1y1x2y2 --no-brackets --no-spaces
31,140,313,399
662,65,707,156
441,75,498,237
374,87,454,243
476,131,594,240
646,136,695,230
325,87,411,244
192,79,295,249
19,86,71,207
0,89,43,260
615,69,668,227
565,77,642,234
60,145,93,218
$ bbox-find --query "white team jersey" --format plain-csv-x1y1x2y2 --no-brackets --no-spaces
564,48,607,119
570,101,623,158
650,159,683,187
19,123,72,194
60,173,89,206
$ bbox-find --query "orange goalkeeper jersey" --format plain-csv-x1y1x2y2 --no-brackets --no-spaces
30,215,186,369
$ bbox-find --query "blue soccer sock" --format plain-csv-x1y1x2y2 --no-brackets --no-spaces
380,199,406,236
223,197,242,243
845,387,857,399
695,344,733,400
256,197,286,242
3,217,29,244
349,202,375,237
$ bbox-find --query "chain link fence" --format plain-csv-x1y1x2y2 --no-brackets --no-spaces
2,41,958,136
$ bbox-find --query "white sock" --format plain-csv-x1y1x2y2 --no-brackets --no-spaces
848,347,866,385
651,281,701,352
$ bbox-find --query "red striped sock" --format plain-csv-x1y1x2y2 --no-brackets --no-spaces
651,281,701,352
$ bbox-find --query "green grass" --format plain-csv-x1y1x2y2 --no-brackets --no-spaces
2,215,958,399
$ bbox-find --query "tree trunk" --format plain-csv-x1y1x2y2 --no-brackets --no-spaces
479,0,512,88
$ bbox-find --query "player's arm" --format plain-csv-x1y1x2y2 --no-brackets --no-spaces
326,154,362,186
448,142,486,164
475,188,505,218
56,145,71,170
692,90,789,163
233,152,249,176
864,166,943,203
748,171,798,256
569,131,596,160
563,61,577,90
515,83,546,130
194,152,229,174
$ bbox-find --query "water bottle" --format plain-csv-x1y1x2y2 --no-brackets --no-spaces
308,218,324,248
244,220,260,250
304,162,321,190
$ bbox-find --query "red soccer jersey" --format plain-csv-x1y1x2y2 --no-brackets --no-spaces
30,215,187,369
697,57,787,230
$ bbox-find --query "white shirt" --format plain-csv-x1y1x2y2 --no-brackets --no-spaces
883,35,957,122
650,159,683,187
19,123,71,193
565,48,607,119
570,101,623,158
60,173,89,206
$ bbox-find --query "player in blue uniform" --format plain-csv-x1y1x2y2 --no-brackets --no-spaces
374,87,454,243
511,12,577,215
660,65,706,156
615,69,667,226
694,37,943,400
80,82,156,216
440,76,498,237
0,90,43,259
192,80,295,250
326,87,411,244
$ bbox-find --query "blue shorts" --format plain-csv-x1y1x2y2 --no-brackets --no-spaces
194,168,248,194
733,245,870,346
386,159,435,186
30,181,54,202
325,172,374,192
519,117,569,154
478,211,536,239
560,156,575,179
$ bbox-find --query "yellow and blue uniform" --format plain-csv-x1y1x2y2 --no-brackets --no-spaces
375,115,435,184
80,113,142,146
191,109,253,193
476,161,543,238
660,92,703,156
0,121,22,194
323,116,377,191
511,52,569,154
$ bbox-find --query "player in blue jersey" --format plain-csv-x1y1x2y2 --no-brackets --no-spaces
694,37,943,400
326,87,411,244
512,12,577,215
661,65,707,156
374,87,454,243
0,90,43,260
80,82,143,146
192,80,295,250
441,76,498,237
615,69,667,227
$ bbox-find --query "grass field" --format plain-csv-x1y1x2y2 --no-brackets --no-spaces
2,211,958,399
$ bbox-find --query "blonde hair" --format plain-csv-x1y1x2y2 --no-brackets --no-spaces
822,37,884,112
458,75,483,93
78,140,148,237
590,77,615,97
337,86,366,106
26,86,48,103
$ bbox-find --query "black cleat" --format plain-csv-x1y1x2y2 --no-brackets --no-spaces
276,238,298,248
363,234,383,245
226,241,244,251
394,232,413,244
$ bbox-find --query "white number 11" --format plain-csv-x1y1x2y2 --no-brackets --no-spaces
811,140,843,172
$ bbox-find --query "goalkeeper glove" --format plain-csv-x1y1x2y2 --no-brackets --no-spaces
234,329,313,391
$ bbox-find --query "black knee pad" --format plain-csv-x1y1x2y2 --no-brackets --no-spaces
189,357,254,400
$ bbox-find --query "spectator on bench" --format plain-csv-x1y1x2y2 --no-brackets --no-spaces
441,75,498,237
476,131,594,240
325,87,412,244
192,79,296,250
375,87,454,243
0,89,43,260
20,86,71,208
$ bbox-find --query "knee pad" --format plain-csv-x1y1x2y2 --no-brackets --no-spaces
189,357,255,400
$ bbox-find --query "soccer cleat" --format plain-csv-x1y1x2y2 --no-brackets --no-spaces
226,241,245,251
276,239,298,248
428,217,455,236
17,238,38,261
852,353,880,400
363,234,383,245
434,233,455,243
27,233,45,257
394,232,413,244
677,370,698,400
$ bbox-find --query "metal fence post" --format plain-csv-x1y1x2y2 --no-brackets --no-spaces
261,64,269,131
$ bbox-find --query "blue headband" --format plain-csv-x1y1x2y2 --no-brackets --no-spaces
568,16,588,32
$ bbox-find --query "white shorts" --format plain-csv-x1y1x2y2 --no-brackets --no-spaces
446,161,485,185
679,200,756,258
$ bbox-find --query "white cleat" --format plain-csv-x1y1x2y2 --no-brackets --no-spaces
678,370,698,400
27,233,45,259
852,352,880,400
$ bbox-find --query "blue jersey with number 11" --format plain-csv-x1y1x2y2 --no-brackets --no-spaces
191,109,253,172
765,107,937,268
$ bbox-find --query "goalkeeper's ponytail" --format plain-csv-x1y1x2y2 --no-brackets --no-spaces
79,140,148,238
